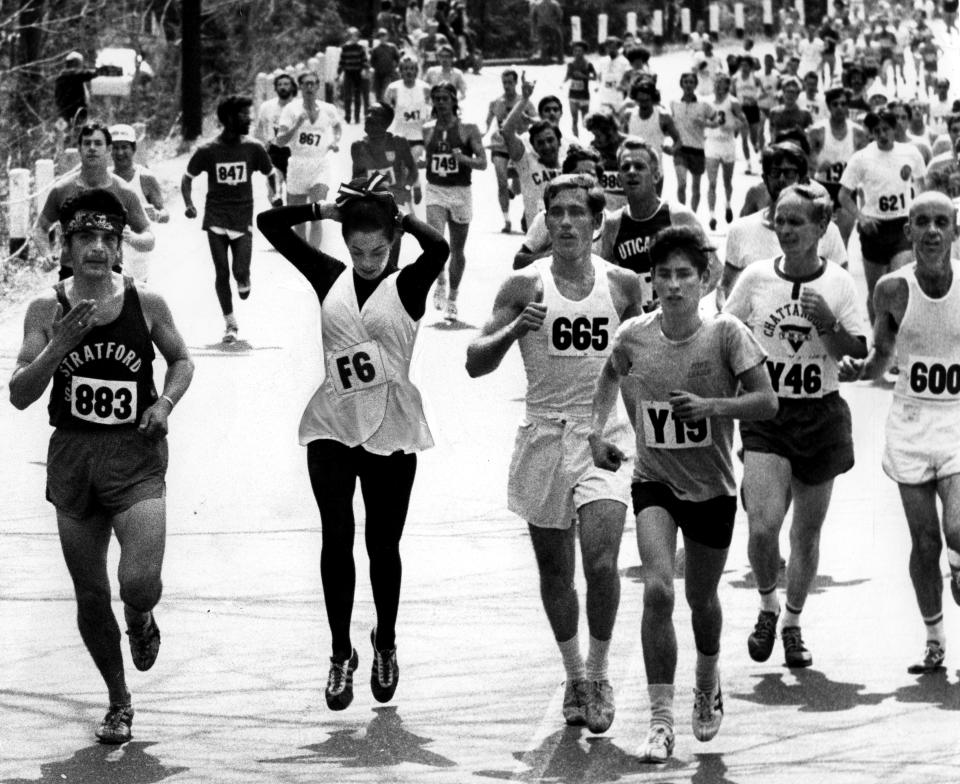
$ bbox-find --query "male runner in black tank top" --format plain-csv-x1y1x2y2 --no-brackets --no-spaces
9,189,194,745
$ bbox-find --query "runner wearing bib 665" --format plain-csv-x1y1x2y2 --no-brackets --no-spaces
591,226,777,763
839,109,926,324
724,181,868,672
9,189,194,745
840,192,960,676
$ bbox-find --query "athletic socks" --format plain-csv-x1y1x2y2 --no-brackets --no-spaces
758,583,780,614
224,313,238,329
558,635,586,680
781,603,803,630
648,683,675,730
695,649,719,693
585,636,611,681
924,612,946,647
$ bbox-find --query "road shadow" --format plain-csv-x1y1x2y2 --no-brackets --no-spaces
475,725,650,783
427,319,477,331
190,341,283,356
258,706,455,769
893,669,960,711
2,741,188,784
728,569,868,594
732,669,890,712
691,752,739,784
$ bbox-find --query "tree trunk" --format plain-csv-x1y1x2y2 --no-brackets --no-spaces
14,0,44,151
181,0,202,140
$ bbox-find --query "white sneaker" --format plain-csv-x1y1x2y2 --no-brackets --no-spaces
444,300,458,322
223,325,239,344
692,679,723,741
638,723,674,763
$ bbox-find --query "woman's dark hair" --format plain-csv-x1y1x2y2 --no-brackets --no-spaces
648,225,715,275
338,178,400,243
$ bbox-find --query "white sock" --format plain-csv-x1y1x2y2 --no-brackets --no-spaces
558,635,585,680
695,649,719,693
647,683,675,730
224,313,238,329
781,604,802,629
947,549,960,574
758,584,780,614
585,636,611,681
924,613,946,647
502,210,510,222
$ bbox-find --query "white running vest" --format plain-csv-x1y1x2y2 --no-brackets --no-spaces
893,260,960,404
519,256,622,419
120,164,151,282
814,120,856,184
299,271,434,454
389,80,431,142
626,108,666,158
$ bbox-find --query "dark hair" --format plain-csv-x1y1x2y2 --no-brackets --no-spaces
542,173,606,217
338,183,400,243
679,71,699,86
887,100,912,119
561,144,602,178
824,86,849,104
502,69,519,81
274,73,298,95
584,111,617,133
77,121,112,147
773,129,811,156
430,81,459,116
625,46,651,64
217,95,253,125
946,113,960,130
538,95,563,114
61,188,128,241
366,102,395,126
630,78,660,103
864,109,897,131
648,225,715,274
529,119,561,145
762,141,809,179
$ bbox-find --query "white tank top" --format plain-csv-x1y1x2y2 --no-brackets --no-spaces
389,80,430,142
519,256,622,419
626,108,666,156
893,260,960,404
118,164,151,281
815,120,856,184
705,95,738,143
733,73,761,104
299,272,434,454
280,99,340,161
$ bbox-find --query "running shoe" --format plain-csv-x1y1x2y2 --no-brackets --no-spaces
747,610,779,662
95,703,134,744
433,282,447,311
782,626,813,668
692,680,723,741
709,217,718,231
638,723,675,763
370,627,399,703
585,679,615,734
950,568,960,606
725,207,734,224
562,677,589,726
325,649,359,711
745,163,753,175
223,325,239,344
501,222,512,234
238,283,251,300
444,301,458,323
127,611,161,671
907,641,946,674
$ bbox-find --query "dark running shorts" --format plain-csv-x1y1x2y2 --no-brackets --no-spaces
675,146,706,176
858,216,911,266
743,103,761,125
946,0,959,13
632,481,737,550
267,143,291,178
741,392,854,486
815,179,843,211
47,428,168,518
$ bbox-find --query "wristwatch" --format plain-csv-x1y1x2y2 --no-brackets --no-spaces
828,318,841,333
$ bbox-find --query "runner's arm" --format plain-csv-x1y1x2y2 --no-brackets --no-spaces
138,290,194,439
845,276,902,380
660,114,681,154
456,124,488,170
466,274,543,377
396,214,450,319
589,344,633,470
140,172,169,223
689,361,778,420
502,92,533,161
122,195,155,253
256,203,346,301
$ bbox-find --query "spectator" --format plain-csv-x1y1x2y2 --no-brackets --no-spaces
370,29,402,103
338,27,369,125
54,52,98,129
376,0,402,43
532,0,564,64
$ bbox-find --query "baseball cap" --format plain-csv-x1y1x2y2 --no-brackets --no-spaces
65,51,83,63
109,124,137,144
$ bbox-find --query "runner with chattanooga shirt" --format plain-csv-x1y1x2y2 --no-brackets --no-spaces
182,95,276,343
9,188,193,745
591,225,777,763
467,175,644,738
257,176,449,713
597,137,719,313
840,192,960,674
385,57,432,169
839,109,926,323
725,181,868,671
423,81,487,322
275,71,342,247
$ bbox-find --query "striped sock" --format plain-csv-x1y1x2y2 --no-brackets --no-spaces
924,612,945,647
781,603,803,629
758,583,780,614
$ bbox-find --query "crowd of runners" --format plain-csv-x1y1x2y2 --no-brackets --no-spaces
9,0,960,767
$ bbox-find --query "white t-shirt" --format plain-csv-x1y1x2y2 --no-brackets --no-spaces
515,149,560,226
839,141,927,220
598,55,630,106
725,210,848,270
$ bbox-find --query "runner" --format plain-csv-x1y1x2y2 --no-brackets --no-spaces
597,37,630,114
931,112,960,158
620,79,682,196
671,72,718,216
807,86,869,246
723,142,849,299
564,40,597,136
724,181,868,670
590,225,777,762
890,100,933,164
350,103,420,269
769,77,815,140
840,192,960,673
182,95,277,343
693,41,724,98
339,27,369,125
704,74,746,230
423,81,487,321
758,54,782,151
257,176,448,711
466,174,643,736
484,69,536,234
275,72,342,246
37,123,154,280
384,56,432,168
9,188,193,744
424,45,467,99
597,137,718,312
501,77,562,230
254,73,297,204
585,111,628,212
731,56,764,175
839,108,927,323
798,72,827,122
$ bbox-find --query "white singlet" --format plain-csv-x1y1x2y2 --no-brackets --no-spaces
625,107,667,158
814,119,857,184
388,79,431,143
279,98,341,195
118,164,152,282
839,142,927,220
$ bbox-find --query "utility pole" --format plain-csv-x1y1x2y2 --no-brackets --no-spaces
181,0,202,140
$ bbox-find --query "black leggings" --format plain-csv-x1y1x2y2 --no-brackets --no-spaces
206,231,252,316
307,439,417,658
